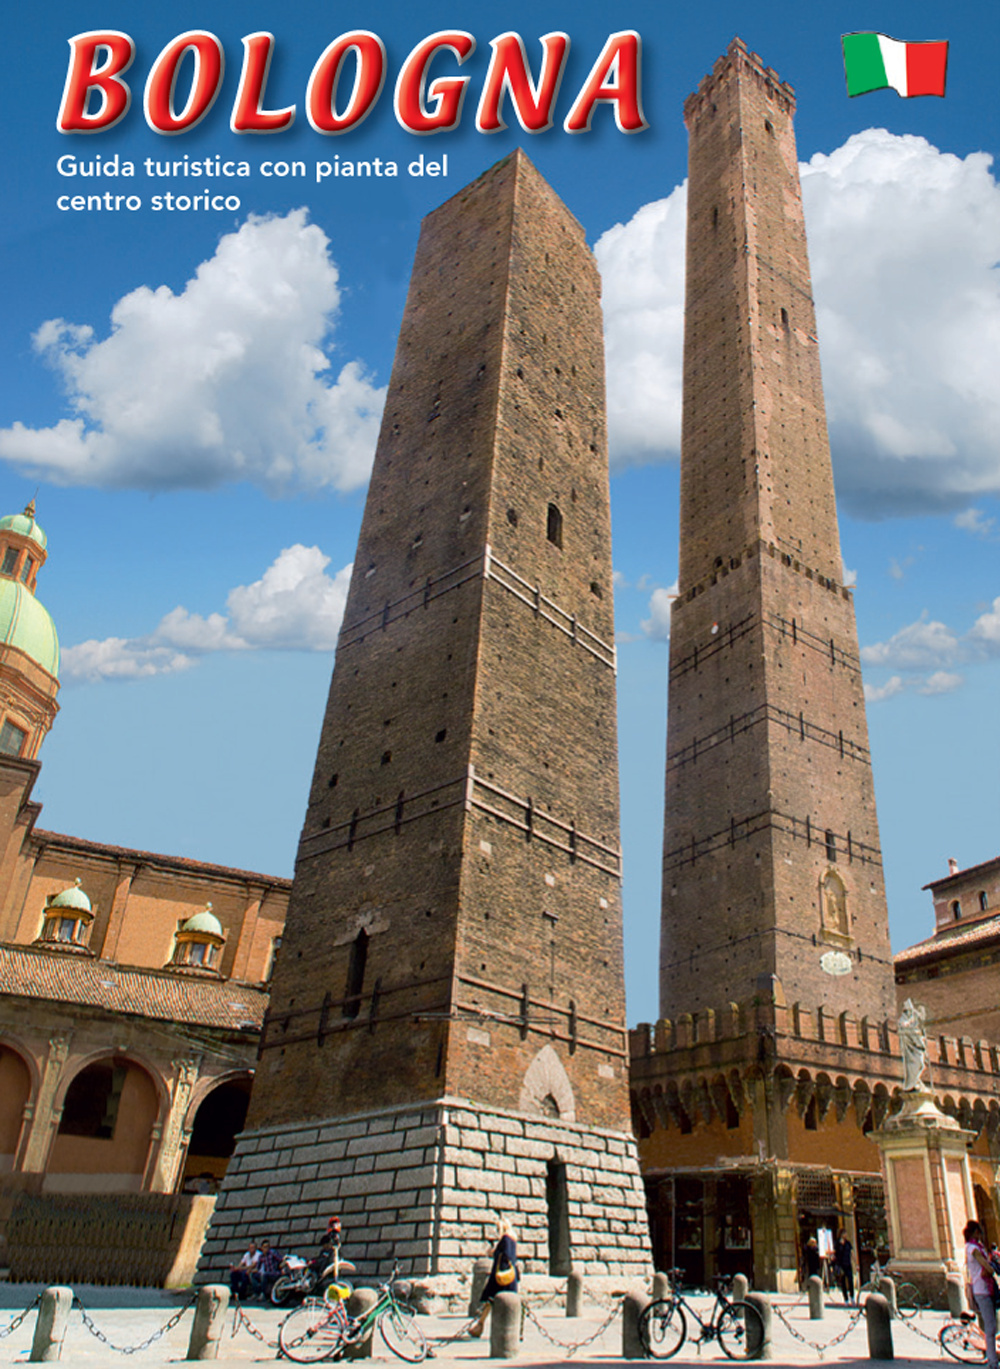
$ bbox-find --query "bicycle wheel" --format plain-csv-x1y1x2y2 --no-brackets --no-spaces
717,1301,765,1360
638,1299,687,1358
940,1321,987,1364
894,1282,925,1319
279,1299,347,1363
379,1305,427,1362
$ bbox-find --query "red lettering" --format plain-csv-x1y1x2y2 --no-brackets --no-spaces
394,32,475,134
476,32,569,133
57,31,135,133
563,31,647,133
231,32,296,132
143,31,225,133
307,32,386,133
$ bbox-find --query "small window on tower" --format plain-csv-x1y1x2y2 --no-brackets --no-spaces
781,307,789,330
344,928,369,1020
951,900,961,920
546,504,563,548
825,830,836,863
978,891,988,912
1,548,17,576
0,720,27,756
20,556,33,583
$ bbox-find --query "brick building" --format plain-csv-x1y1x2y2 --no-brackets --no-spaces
629,40,1000,1291
896,857,1000,1064
203,151,652,1285
0,504,290,1283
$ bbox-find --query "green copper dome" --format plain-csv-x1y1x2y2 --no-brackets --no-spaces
181,907,225,939
0,579,59,677
0,506,47,551
49,879,92,912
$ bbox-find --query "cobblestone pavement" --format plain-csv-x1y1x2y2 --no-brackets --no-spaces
0,1287,960,1366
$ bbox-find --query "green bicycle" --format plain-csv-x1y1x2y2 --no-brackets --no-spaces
278,1261,427,1363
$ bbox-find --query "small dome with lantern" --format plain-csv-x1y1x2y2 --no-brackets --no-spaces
0,500,61,761
36,878,95,953
170,903,226,975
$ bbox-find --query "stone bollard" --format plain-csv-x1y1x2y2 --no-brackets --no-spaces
807,1275,824,1320
651,1271,671,1302
865,1292,894,1360
185,1285,230,1361
947,1275,967,1317
566,1269,583,1318
744,1292,772,1361
877,1276,898,1318
345,1287,379,1358
732,1273,750,1303
30,1286,73,1363
622,1290,650,1359
468,1258,493,1317
490,1292,520,1359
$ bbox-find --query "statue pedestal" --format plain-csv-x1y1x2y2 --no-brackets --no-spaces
874,1091,976,1309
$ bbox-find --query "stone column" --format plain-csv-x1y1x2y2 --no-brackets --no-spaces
18,1032,71,1175
874,1090,976,1309
150,1056,201,1193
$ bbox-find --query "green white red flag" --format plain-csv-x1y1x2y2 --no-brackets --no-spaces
841,33,948,98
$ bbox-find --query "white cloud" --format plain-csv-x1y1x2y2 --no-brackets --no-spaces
62,545,352,683
864,676,905,703
918,671,963,695
595,131,1000,517
0,212,385,495
841,565,857,588
954,508,997,539
640,584,678,642
861,614,961,670
595,187,686,467
968,596,1000,652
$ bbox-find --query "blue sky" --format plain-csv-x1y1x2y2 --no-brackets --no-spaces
2,0,998,1028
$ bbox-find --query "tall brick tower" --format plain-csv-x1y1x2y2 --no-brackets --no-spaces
204,152,651,1282
660,40,894,1023
629,41,900,1292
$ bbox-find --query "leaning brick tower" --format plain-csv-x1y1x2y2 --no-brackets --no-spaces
660,40,895,1024
204,151,651,1282
629,42,900,1292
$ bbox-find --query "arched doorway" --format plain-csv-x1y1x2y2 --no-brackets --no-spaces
974,1183,998,1246
46,1057,160,1192
0,1045,32,1171
181,1077,251,1192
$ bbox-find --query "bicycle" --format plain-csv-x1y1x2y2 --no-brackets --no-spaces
858,1258,925,1319
940,1311,988,1363
639,1270,765,1360
278,1262,427,1364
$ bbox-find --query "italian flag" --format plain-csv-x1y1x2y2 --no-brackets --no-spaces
842,33,949,98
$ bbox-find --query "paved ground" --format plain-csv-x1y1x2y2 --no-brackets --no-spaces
0,1286,962,1365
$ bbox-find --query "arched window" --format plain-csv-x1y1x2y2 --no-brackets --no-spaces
546,503,563,549
951,900,961,920
344,929,369,1020
979,891,988,912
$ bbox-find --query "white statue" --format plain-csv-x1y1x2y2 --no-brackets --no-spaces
898,999,928,1092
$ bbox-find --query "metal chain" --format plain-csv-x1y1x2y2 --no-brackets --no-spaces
772,1300,866,1356
0,1292,43,1339
523,1297,623,1356
432,1316,483,1345
900,1311,949,1348
72,1291,197,1355
230,1300,280,1348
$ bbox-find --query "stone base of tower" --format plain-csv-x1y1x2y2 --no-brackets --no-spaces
199,1097,652,1285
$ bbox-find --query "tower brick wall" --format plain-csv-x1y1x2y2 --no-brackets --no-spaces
660,40,895,1026
210,152,650,1282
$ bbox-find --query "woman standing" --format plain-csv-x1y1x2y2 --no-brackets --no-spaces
469,1218,519,1337
964,1220,999,1369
